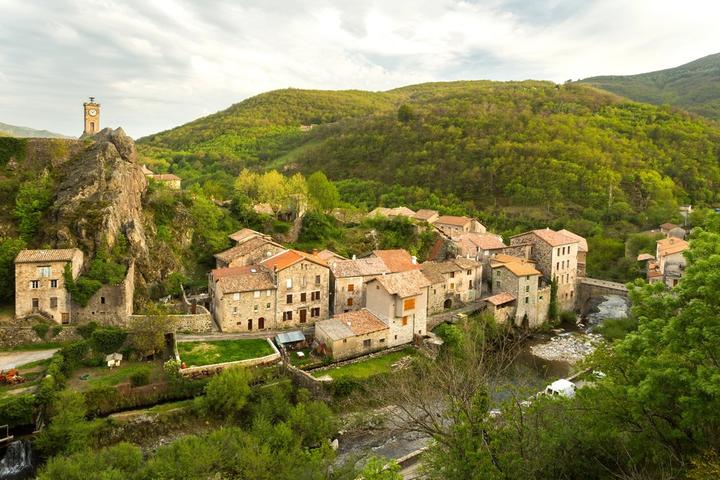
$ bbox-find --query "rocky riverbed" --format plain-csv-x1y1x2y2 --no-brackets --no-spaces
529,332,603,364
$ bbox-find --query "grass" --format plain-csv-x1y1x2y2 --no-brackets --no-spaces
287,347,322,369
68,361,163,391
312,348,415,381
178,339,274,367
595,317,638,341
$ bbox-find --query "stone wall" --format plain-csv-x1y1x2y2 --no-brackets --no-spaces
179,339,281,379
72,261,135,327
128,304,214,334
0,325,81,348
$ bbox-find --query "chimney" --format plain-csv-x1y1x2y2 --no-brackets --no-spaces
312,249,318,256
411,256,417,264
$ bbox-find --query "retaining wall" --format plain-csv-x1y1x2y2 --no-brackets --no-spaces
129,304,214,334
179,338,281,379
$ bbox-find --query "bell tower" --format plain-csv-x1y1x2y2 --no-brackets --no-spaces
83,97,100,136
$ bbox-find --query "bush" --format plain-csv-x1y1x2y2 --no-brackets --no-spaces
76,322,99,339
50,325,62,337
83,385,119,417
130,368,152,387
33,323,50,339
559,311,577,326
272,220,291,234
90,327,127,354
0,394,35,427
59,341,91,369
330,377,362,398
595,316,639,341
200,367,252,420
35,390,91,457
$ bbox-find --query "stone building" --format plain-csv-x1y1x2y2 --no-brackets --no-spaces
365,270,430,347
649,237,689,288
214,235,285,268
414,209,439,223
510,229,579,311
558,229,588,277
260,249,330,328
14,248,84,323
315,309,390,360
328,256,389,314
433,215,486,237
72,261,135,326
483,292,516,325
141,164,181,189
490,255,548,328
208,265,276,332
367,206,417,219
421,258,482,314
367,249,420,273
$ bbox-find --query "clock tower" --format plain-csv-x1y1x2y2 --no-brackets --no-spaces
83,97,100,136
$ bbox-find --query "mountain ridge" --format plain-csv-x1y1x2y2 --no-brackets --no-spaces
0,121,70,139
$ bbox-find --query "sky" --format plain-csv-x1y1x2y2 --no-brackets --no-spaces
0,0,718,138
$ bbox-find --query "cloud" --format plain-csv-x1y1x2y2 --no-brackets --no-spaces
0,0,717,137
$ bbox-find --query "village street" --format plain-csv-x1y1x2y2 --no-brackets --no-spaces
0,348,58,370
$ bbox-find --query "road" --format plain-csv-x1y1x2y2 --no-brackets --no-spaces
0,348,58,370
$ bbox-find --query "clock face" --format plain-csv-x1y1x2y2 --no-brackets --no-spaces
88,109,97,117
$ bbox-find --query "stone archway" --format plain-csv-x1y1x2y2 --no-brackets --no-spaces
444,298,452,310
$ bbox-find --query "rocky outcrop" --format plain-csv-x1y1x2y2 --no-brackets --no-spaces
51,128,149,263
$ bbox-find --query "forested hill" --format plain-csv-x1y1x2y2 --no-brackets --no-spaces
138,81,720,234
0,121,69,138
578,53,720,121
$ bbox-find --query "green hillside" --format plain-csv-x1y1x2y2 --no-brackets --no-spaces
578,53,720,121
0,121,69,138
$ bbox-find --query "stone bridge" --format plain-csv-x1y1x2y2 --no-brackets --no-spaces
576,277,629,314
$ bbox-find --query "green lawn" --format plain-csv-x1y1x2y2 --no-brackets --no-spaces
312,348,415,381
68,361,163,391
178,339,274,367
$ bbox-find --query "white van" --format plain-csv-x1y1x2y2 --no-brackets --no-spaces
544,379,576,398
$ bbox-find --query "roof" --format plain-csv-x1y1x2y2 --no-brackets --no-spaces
414,209,439,221
434,215,472,227
275,331,306,344
253,203,274,215
496,261,541,277
420,268,445,285
421,258,481,277
151,173,181,181
370,249,420,273
210,265,276,293
214,237,280,263
485,292,516,306
512,228,578,247
330,257,390,278
657,237,689,257
557,229,588,253
228,228,265,243
637,253,655,262
336,309,389,336
316,318,354,341
261,249,327,271
368,206,416,218
316,249,347,262
369,270,431,298
660,222,679,230
492,253,529,264
457,232,505,250
15,248,82,264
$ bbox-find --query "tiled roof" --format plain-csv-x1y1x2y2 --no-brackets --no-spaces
435,215,472,226
316,318,354,341
368,207,416,218
414,209,439,221
485,292,516,306
660,222,679,230
316,249,347,262
261,249,327,271
512,228,577,247
459,232,505,250
452,257,482,270
557,229,588,252
15,248,82,263
492,253,529,264
330,257,389,278
497,262,541,277
335,309,389,336
214,237,280,263
420,268,445,285
211,265,275,293
421,258,481,277
370,270,431,298
370,249,420,273
637,253,655,262
228,228,265,243
657,238,689,257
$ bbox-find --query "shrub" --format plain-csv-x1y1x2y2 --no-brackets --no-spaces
33,323,50,339
330,377,361,398
272,220,290,234
595,316,639,341
35,390,91,457
0,394,35,427
90,327,127,354
559,310,577,326
50,325,62,337
163,359,182,383
83,385,119,417
59,341,91,369
76,321,99,339
130,368,152,387
200,367,252,420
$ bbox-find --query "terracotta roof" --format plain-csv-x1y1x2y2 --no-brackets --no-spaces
210,265,276,293
557,229,588,252
414,209,439,221
330,257,389,278
637,253,655,262
316,249,347,262
370,270,431,298
647,270,663,278
335,309,389,336
420,268,445,285
457,232,505,250
657,238,689,257
15,248,82,264
435,215,472,226
492,253,529,264
368,206,416,218
151,173,181,181
261,249,327,271
421,258,481,277
228,228,265,243
316,318,354,341
496,262,541,277
214,237,280,263
485,292,516,306
452,257,482,270
370,249,420,273
512,228,577,247
660,222,679,230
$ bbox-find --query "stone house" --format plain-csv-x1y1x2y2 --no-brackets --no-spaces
328,256,389,314
421,258,482,314
491,256,548,328
209,265,277,332
315,309,390,360
260,249,330,328
365,270,430,347
433,216,486,237
652,237,689,288
214,236,285,268
414,209,439,223
367,249,420,273
72,261,135,326
483,292,516,325
141,165,181,189
368,206,417,219
659,223,680,235
14,248,84,323
228,228,273,245
510,229,579,311
558,229,588,277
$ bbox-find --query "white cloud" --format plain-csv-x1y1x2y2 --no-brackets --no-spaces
0,0,717,137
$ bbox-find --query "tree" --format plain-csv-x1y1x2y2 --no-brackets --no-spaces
397,104,414,123
14,173,53,240
360,457,403,480
0,236,26,302
257,170,288,213
35,390,91,457
200,366,252,420
307,171,340,211
37,442,143,480
127,306,175,359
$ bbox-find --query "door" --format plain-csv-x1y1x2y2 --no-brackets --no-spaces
299,309,307,323
61,313,70,324
248,319,253,331
258,317,265,329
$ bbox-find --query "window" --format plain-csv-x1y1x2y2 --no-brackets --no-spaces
347,298,353,306
525,286,529,293
283,311,293,321
403,298,415,310
311,291,320,301
266,290,272,296
343,339,347,343
100,296,106,304
266,302,271,309
32,298,39,308
253,291,261,298
286,278,293,289
495,280,500,289
301,292,307,302
380,338,385,343
38,266,51,277
469,280,473,289
402,316,409,326
50,279,58,288
449,283,455,290
301,276,307,288
347,283,355,292
363,339,371,348
467,270,472,275
311,307,320,317
315,275,321,285
30,280,39,289
50,297,58,309
254,305,259,312
233,292,240,301
556,262,559,270
525,297,529,304
450,272,455,278
286,294,293,304
233,307,238,314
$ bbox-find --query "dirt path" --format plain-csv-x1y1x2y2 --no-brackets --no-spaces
0,348,58,370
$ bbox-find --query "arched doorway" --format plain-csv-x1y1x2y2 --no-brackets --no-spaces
258,317,265,330
444,298,452,310
248,319,253,331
